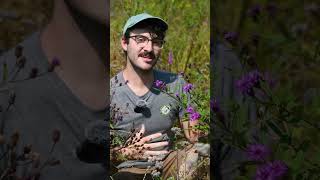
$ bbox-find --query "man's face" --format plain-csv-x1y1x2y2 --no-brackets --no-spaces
66,0,109,24
121,28,164,71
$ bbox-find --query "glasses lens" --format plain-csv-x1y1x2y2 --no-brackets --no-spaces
135,36,148,44
152,40,164,49
131,35,164,49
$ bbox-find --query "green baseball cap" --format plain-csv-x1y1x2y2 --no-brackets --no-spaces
122,13,168,35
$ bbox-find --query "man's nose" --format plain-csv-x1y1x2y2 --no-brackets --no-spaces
143,40,153,51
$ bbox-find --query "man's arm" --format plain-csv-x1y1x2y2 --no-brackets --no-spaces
180,117,199,143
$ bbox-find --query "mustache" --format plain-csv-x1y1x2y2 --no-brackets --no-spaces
139,51,156,59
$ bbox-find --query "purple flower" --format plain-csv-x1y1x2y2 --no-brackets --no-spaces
236,70,262,96
189,112,201,121
246,144,270,161
255,165,270,180
186,106,194,114
168,51,173,65
255,160,288,180
247,4,261,21
210,99,220,112
154,80,166,89
224,31,238,45
52,57,60,66
48,57,61,72
183,83,193,93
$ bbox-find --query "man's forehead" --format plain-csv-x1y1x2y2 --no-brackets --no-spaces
129,28,160,38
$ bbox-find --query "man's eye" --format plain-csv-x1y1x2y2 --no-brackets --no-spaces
153,40,163,46
136,37,147,43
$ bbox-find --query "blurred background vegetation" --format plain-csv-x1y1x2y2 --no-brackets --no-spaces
0,1,52,53
213,0,320,97
213,0,320,179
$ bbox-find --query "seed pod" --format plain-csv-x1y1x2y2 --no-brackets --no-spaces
23,145,32,154
52,129,61,143
14,45,23,58
10,131,19,147
0,134,5,144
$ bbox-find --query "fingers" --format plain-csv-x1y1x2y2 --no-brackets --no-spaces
141,132,162,143
147,154,167,161
144,141,169,149
144,150,169,156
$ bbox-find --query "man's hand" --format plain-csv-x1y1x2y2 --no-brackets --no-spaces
182,120,199,144
115,124,169,161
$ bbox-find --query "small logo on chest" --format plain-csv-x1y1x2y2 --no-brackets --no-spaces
160,104,171,115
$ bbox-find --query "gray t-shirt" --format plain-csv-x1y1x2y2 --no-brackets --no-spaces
0,32,107,179
110,70,186,169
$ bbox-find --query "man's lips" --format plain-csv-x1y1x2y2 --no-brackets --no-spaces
139,55,154,62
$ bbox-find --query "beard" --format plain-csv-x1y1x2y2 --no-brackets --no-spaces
128,52,159,73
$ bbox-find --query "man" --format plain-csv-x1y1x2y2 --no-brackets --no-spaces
0,0,108,179
110,13,198,179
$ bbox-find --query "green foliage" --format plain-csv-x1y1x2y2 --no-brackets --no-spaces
213,0,320,178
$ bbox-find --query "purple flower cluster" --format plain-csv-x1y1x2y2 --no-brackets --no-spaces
255,160,288,180
186,105,201,122
154,80,166,90
236,70,262,96
189,112,201,122
246,144,270,161
183,83,193,93
52,57,60,66
186,106,194,114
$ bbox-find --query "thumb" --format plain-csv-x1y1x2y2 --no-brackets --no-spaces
139,124,145,135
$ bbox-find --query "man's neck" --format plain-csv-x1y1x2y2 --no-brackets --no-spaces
40,0,108,110
123,63,154,91
41,1,107,79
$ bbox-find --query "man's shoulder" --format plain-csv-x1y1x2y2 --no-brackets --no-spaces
110,71,123,89
154,69,185,85
154,69,187,94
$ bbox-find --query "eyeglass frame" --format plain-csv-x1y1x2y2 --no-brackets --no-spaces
128,35,166,49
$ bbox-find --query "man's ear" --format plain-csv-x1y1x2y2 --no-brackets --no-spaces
121,37,128,52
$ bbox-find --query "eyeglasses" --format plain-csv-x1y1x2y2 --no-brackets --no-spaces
129,35,165,49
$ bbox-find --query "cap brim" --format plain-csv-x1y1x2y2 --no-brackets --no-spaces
124,17,168,35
